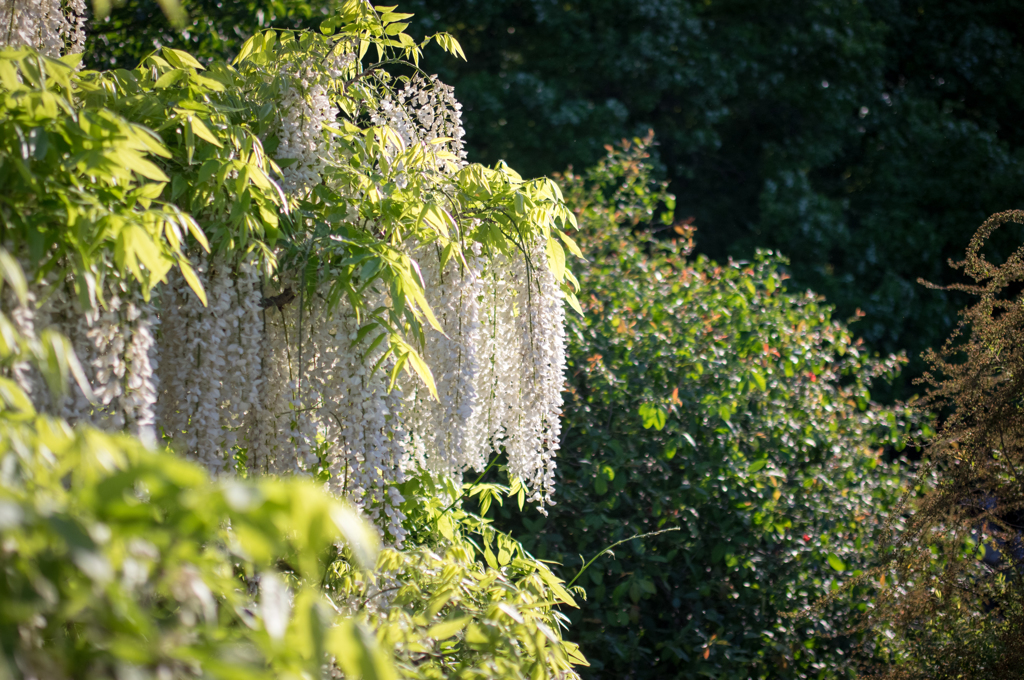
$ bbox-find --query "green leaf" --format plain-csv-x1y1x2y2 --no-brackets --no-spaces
164,47,204,69
330,505,380,570
437,514,454,541
117,149,170,182
0,249,28,306
483,545,499,569
747,459,767,473
0,376,36,416
188,116,223,147
178,259,208,307
182,215,210,252
558,230,585,260
420,203,453,238
827,553,846,572
639,403,667,431
564,289,585,316
153,69,184,89
546,235,566,281
327,620,396,680
405,346,438,401
427,616,470,640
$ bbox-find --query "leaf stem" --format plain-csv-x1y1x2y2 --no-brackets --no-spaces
566,527,680,589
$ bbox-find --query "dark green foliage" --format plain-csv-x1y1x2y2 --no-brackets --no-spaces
490,138,921,678
85,0,338,69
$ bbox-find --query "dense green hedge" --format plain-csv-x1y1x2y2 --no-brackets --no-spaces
490,137,926,679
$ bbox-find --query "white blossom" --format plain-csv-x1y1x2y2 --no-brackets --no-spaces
401,236,566,510
33,272,161,442
506,238,566,508
403,244,488,478
1,46,571,538
370,75,468,172
2,282,44,404
0,0,86,57
274,62,338,194
156,256,265,471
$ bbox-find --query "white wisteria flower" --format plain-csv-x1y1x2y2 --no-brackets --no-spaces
274,61,338,194
0,0,85,56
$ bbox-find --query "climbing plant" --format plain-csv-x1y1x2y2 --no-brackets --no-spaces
0,2,588,678
0,0,582,540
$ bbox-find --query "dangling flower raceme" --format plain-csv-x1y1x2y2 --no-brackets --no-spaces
472,240,567,510
402,243,488,479
0,267,162,444
0,0,85,57
370,74,468,174
157,255,266,472
274,64,337,195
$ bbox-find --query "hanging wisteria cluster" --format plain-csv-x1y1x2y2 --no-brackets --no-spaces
156,257,264,470
0,0,85,56
403,243,566,508
371,74,469,171
0,6,578,546
155,55,567,532
274,62,338,194
3,265,160,444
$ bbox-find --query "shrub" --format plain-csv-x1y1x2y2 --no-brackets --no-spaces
861,211,1024,679
491,136,920,679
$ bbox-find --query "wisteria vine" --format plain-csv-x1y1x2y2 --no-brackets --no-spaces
0,3,580,545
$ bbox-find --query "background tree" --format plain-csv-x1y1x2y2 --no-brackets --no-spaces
482,137,924,679
84,0,331,68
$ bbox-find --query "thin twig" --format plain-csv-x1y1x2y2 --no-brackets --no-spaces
566,527,680,589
